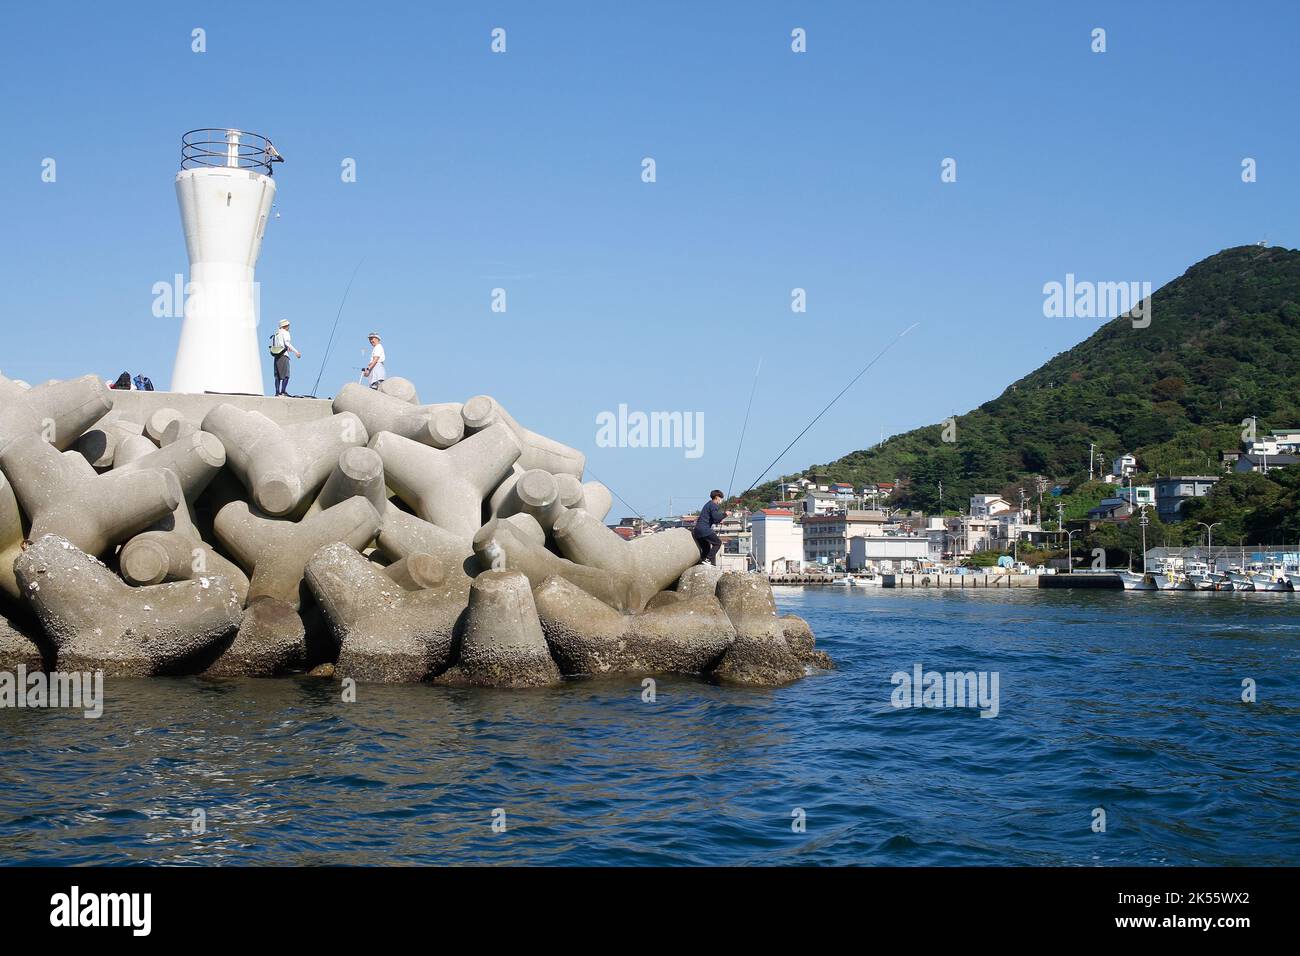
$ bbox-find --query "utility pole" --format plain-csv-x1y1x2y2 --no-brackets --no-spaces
1088,443,1095,481
1139,505,1149,573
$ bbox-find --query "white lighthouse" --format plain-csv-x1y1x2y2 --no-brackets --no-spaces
171,129,282,394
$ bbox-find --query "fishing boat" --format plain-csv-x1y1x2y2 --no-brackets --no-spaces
1117,570,1156,590
1226,567,1256,591
1152,569,1195,591
1247,565,1293,592
1186,562,1217,590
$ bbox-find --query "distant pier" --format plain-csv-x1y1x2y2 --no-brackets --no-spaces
881,573,1039,588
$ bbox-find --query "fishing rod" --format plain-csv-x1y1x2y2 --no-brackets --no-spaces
740,322,920,495
309,258,365,398
726,357,762,498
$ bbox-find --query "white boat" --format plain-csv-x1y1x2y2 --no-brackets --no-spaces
1186,563,1217,590
1248,565,1292,591
1210,572,1235,591
1227,568,1256,591
1152,571,1195,591
1117,570,1155,591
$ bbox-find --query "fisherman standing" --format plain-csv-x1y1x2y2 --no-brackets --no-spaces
693,490,727,565
269,319,302,396
362,331,386,389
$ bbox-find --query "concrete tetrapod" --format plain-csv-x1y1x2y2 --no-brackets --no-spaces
376,377,419,404
304,445,390,517
113,434,157,466
435,570,562,687
119,530,251,606
214,496,382,609
675,564,726,600
145,408,188,444
492,468,568,533
202,597,307,677
373,508,476,585
305,542,467,683
576,481,614,523
533,575,735,676
0,433,182,558
369,424,520,540
201,403,368,517
0,374,113,452
304,446,475,588
382,552,453,591
551,509,699,611
779,613,834,669
14,535,243,676
473,517,639,613
0,614,46,671
75,413,145,468
0,472,24,602
333,383,464,450
461,394,585,477
113,429,227,540
709,573,809,686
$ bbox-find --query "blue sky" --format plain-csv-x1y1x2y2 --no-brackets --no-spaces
1,1,1295,519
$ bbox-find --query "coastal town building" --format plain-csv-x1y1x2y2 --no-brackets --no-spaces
1112,453,1137,478
1154,475,1220,521
1234,453,1300,474
801,510,887,565
847,534,930,571
750,509,803,574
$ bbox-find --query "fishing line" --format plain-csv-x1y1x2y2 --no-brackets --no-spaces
309,258,365,398
726,357,762,498
583,467,645,520
741,322,919,495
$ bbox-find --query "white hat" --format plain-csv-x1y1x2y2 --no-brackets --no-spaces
278,319,290,328
367,331,381,340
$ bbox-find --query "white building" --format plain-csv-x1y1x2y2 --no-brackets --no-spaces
801,510,888,566
848,535,930,571
969,494,1013,518
1112,453,1138,478
751,509,803,573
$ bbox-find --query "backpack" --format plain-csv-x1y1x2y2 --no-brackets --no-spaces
133,374,154,391
269,331,287,355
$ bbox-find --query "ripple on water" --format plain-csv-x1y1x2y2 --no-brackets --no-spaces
1,587,1297,865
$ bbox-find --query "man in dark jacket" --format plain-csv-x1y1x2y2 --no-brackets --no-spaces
693,490,727,565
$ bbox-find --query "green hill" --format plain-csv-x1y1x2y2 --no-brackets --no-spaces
741,245,1300,545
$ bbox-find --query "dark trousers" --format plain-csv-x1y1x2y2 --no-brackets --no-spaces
274,353,291,395
695,532,721,565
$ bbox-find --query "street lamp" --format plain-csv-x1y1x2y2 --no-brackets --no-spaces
1197,521,1221,571
1063,528,1080,573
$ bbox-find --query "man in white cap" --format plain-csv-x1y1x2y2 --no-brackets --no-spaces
362,331,386,389
269,319,302,396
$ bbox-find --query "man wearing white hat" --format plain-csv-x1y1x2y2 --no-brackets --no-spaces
269,319,302,396
362,331,386,389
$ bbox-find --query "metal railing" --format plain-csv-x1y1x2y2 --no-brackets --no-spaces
181,128,284,174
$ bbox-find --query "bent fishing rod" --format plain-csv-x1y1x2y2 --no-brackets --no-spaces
309,258,365,398
726,357,763,499
739,321,920,496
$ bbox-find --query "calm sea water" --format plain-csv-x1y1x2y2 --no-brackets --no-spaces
2,587,1297,866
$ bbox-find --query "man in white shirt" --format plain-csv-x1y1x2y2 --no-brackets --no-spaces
363,332,386,389
271,319,302,396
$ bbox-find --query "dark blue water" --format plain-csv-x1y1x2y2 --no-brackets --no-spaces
2,588,1297,865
